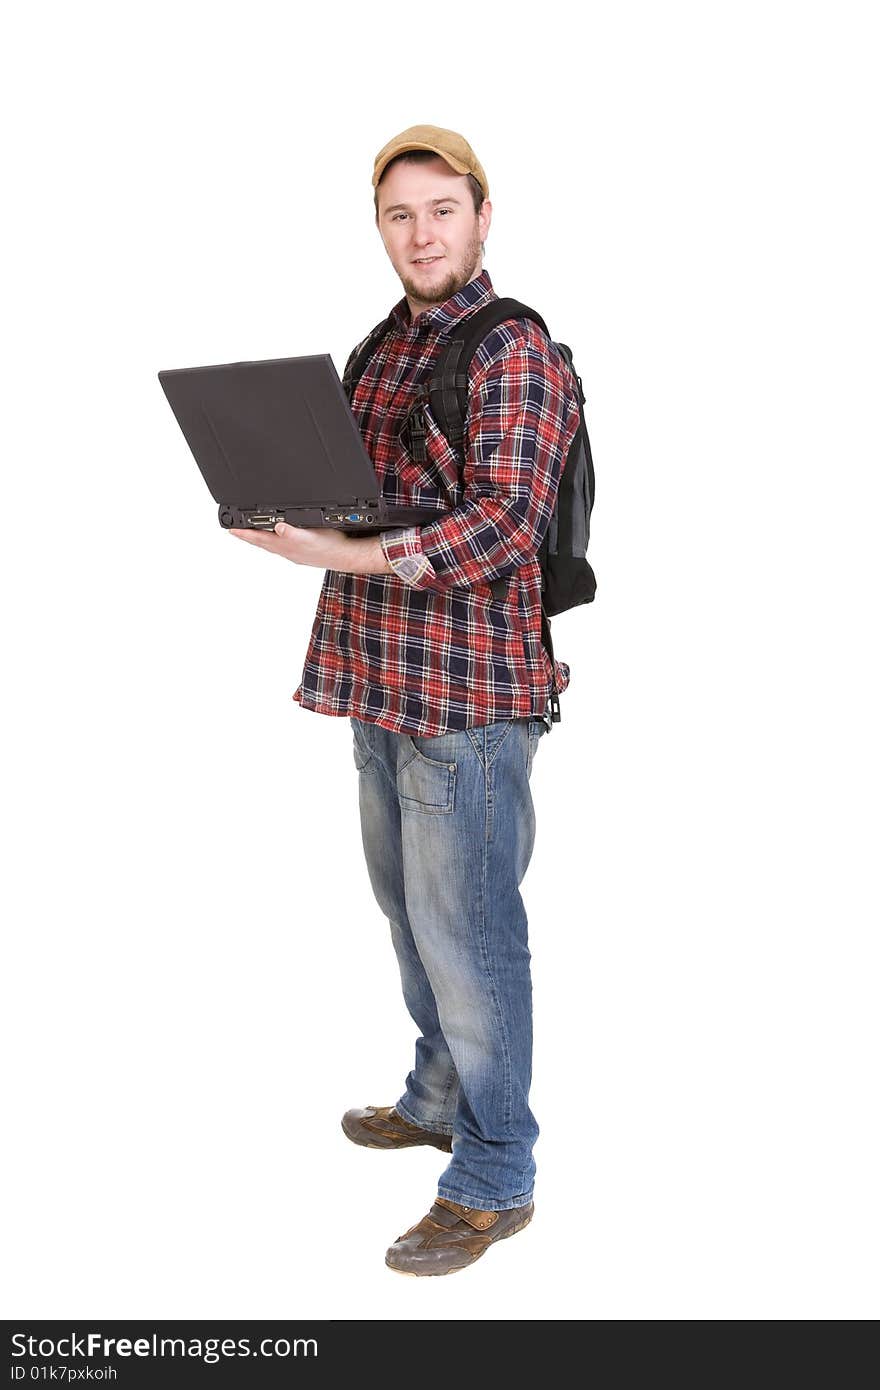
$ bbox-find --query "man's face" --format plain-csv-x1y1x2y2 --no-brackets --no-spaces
376,155,492,319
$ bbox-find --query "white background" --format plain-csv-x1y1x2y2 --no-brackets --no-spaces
3,0,878,1321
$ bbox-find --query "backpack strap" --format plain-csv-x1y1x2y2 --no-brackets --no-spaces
425,299,549,612
427,297,551,452
341,313,396,402
427,299,564,721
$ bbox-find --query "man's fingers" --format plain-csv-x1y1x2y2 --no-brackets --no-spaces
227,527,285,552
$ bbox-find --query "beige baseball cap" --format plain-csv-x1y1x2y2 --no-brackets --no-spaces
373,124,489,199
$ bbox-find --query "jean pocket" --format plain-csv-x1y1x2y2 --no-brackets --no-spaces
526,719,547,778
397,735,457,814
351,725,374,771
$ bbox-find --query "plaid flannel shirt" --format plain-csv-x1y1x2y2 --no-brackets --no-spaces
292,269,580,735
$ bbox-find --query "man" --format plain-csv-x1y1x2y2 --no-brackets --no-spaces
230,124,580,1276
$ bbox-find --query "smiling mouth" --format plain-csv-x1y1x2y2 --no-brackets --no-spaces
413,257,443,265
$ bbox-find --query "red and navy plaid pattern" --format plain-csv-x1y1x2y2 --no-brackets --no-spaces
292,269,580,735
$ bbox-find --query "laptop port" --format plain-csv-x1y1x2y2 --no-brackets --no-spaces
248,513,281,528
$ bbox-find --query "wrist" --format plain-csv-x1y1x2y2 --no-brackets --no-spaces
338,531,394,576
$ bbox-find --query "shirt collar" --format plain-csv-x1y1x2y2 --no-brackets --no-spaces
389,268,496,337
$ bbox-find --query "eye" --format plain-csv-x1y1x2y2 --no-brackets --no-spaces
390,209,453,221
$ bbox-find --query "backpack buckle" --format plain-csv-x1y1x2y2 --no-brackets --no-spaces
399,397,428,464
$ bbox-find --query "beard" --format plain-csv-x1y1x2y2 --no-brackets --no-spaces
398,224,484,308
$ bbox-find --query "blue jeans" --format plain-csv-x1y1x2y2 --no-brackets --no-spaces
349,713,550,1212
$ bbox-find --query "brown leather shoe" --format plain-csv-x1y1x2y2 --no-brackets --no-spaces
341,1104,453,1153
385,1196,534,1276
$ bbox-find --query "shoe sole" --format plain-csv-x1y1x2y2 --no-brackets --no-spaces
341,1118,452,1153
385,1208,534,1276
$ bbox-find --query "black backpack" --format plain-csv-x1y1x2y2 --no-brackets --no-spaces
342,296,596,723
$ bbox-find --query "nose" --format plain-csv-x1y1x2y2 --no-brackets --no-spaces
411,210,440,249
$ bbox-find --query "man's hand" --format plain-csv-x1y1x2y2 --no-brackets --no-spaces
227,522,393,576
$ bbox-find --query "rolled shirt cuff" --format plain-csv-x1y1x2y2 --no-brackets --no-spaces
379,527,437,589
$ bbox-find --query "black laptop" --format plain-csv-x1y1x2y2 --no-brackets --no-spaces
157,353,442,533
